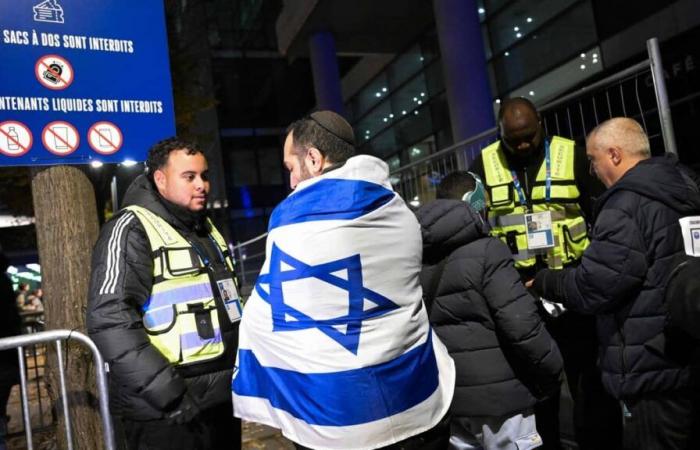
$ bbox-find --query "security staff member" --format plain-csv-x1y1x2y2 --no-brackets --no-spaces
471,98,620,450
87,138,241,450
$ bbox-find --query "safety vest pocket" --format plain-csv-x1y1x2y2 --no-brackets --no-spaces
160,247,203,279
143,304,182,363
178,300,225,364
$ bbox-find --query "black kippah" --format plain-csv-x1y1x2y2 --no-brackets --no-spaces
309,111,355,147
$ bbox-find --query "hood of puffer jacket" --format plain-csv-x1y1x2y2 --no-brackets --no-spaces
415,199,491,264
596,154,700,217
121,174,208,233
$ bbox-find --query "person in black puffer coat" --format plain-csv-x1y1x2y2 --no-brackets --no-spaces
87,138,240,450
531,118,700,449
416,171,563,450
0,251,21,450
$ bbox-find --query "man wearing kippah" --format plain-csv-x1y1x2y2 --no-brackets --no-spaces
232,110,456,450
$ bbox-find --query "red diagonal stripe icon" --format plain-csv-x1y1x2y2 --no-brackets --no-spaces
0,127,28,153
40,60,70,86
93,127,118,151
47,127,75,151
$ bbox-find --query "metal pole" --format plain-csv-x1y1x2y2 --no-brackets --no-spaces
236,242,246,287
31,343,44,427
17,346,33,449
647,37,678,155
110,175,119,212
56,340,74,450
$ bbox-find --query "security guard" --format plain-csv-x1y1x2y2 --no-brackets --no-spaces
87,138,241,450
471,98,621,450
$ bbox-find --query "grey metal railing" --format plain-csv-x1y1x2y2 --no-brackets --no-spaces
231,232,268,296
391,37,676,204
0,330,115,450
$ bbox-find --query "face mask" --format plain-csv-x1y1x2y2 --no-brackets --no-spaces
461,172,486,212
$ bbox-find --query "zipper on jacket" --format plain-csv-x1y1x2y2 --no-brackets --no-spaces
616,315,627,382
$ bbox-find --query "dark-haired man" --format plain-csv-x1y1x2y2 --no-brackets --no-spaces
471,98,619,450
233,111,455,450
87,138,241,450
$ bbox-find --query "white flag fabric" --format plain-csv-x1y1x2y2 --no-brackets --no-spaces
232,155,455,450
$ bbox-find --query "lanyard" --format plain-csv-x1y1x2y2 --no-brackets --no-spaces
189,234,226,267
510,139,551,206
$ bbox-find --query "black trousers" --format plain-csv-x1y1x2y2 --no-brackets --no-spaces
535,310,622,450
114,402,241,450
294,414,450,450
623,389,700,450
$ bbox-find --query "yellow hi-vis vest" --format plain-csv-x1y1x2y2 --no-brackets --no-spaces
481,136,589,269
125,205,236,366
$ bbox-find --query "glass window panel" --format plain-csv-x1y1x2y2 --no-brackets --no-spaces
488,0,578,55
424,60,445,96
257,147,283,185
508,46,604,106
418,29,440,66
477,0,487,22
492,1,597,93
230,150,258,187
484,0,511,14
387,155,401,171
482,25,492,60
387,44,424,88
360,127,398,159
347,72,390,123
393,105,434,150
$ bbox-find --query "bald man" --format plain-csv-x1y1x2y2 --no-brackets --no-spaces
530,117,700,449
472,98,616,450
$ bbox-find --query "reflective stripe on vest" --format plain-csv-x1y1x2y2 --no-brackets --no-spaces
481,137,590,269
125,205,233,365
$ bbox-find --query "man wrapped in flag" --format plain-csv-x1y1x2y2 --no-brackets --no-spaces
232,111,455,450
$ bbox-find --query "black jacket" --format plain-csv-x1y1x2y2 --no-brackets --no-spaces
417,199,563,418
534,155,700,399
0,270,21,385
86,175,238,420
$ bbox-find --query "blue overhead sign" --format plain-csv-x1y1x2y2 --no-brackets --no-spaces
0,0,176,166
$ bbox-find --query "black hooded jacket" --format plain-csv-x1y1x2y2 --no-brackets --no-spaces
534,155,700,399
86,175,238,420
417,199,563,418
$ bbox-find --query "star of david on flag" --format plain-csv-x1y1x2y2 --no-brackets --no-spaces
255,243,399,354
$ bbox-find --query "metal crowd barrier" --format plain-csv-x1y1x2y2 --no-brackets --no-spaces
231,232,268,296
0,330,115,450
391,37,676,205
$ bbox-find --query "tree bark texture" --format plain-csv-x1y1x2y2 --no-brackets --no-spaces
30,166,102,450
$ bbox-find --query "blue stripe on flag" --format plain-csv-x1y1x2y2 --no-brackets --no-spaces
232,333,440,426
268,179,395,231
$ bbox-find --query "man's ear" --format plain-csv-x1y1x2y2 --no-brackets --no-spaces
306,147,326,175
609,146,623,165
153,169,166,192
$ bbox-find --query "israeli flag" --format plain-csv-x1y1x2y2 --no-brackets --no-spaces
232,155,455,450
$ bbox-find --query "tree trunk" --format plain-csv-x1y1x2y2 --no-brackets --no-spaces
30,165,102,450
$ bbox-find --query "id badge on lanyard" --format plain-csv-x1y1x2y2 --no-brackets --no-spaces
512,140,555,251
215,276,242,323
192,236,243,324
524,211,555,250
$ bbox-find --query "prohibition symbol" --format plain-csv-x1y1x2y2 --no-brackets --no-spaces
0,121,32,157
42,121,79,156
35,54,74,90
88,121,123,155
